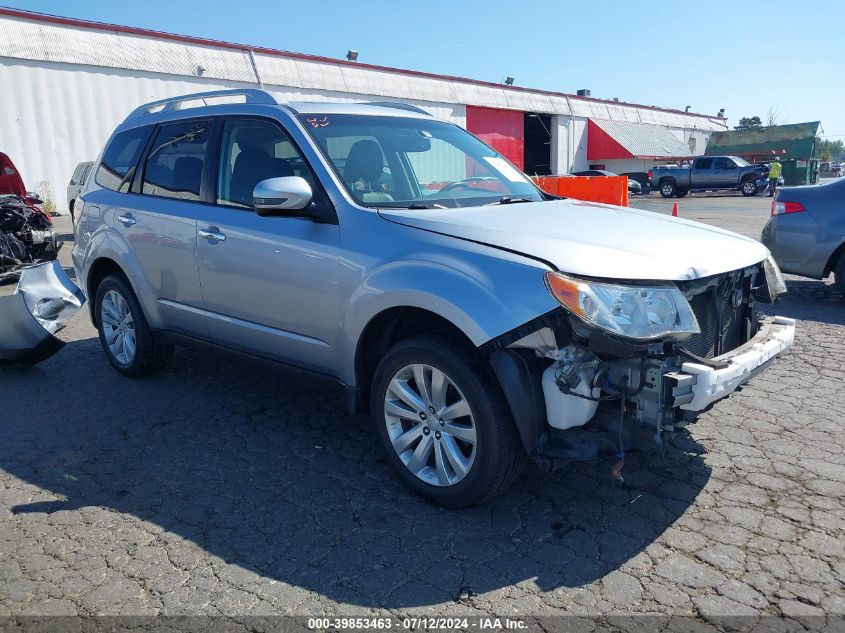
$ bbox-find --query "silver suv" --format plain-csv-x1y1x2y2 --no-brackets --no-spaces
74,89,795,507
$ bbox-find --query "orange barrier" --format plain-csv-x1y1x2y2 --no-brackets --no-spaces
532,175,629,207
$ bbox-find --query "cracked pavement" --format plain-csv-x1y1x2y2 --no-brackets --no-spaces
1,198,843,620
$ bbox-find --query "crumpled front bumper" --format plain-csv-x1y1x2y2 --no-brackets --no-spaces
667,316,796,411
0,261,85,366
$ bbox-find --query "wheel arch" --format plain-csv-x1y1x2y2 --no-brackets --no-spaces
86,256,128,326
823,240,845,277
352,306,483,414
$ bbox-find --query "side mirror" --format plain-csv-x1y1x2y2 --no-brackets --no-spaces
253,177,313,217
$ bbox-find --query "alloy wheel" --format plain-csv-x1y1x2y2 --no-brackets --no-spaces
100,289,136,365
383,363,477,487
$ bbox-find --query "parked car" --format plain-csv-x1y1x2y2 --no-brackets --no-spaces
73,89,794,507
761,177,845,296
571,169,641,194
621,171,650,194
67,161,94,221
651,156,768,198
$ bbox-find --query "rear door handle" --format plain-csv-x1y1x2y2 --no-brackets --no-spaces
117,213,136,226
199,227,226,242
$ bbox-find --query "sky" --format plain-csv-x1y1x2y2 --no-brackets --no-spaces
4,0,844,138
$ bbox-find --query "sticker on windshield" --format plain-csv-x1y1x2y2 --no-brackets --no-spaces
306,116,330,128
483,156,528,183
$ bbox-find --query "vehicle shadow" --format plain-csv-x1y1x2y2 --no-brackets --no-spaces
0,338,710,608
760,277,844,326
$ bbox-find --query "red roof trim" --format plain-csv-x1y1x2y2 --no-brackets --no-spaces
0,6,723,121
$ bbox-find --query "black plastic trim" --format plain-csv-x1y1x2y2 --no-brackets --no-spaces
489,348,549,455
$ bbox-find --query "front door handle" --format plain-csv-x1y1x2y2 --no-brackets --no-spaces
117,213,136,226
199,227,226,242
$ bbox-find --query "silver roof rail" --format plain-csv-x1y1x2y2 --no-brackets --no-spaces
125,89,279,121
367,101,432,116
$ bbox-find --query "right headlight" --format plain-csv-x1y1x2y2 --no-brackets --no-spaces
545,272,701,341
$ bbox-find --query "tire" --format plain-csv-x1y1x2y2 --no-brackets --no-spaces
835,254,845,299
676,190,689,198
659,181,677,198
94,274,173,377
371,334,526,508
740,179,758,197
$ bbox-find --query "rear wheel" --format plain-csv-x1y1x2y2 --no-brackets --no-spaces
95,274,173,377
371,334,525,507
835,254,845,299
740,179,758,197
659,181,677,198
676,189,689,198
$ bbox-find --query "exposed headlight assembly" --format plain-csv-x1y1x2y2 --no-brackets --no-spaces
545,272,700,341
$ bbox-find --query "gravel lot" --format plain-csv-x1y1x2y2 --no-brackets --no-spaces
1,196,843,622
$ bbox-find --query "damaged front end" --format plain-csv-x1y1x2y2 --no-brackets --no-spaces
1,194,63,282
484,257,794,472
0,261,85,366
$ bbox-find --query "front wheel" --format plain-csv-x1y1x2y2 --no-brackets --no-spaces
371,335,525,507
740,179,758,197
95,274,173,377
659,181,677,198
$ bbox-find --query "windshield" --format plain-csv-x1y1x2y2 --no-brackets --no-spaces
731,156,750,167
297,114,544,208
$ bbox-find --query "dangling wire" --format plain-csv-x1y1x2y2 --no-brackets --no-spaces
611,375,629,484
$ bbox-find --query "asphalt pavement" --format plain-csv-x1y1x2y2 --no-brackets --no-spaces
1,198,843,623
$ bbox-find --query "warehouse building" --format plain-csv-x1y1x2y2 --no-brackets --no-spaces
0,7,727,211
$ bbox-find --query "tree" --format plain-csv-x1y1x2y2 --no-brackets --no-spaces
734,116,762,130
766,105,784,127
816,138,845,162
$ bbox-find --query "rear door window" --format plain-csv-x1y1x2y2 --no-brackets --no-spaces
70,164,85,185
694,158,713,170
141,120,213,201
96,126,153,193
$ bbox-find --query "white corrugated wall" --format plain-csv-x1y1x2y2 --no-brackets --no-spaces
0,59,466,211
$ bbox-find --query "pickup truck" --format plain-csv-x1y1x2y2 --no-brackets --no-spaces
652,156,768,198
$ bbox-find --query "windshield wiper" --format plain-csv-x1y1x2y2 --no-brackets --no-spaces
486,196,533,205
378,203,449,210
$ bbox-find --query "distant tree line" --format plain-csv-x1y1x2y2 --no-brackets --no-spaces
816,138,844,162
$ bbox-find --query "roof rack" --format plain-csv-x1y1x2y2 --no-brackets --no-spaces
125,89,278,121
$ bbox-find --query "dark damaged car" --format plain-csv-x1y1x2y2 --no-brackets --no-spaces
72,90,795,506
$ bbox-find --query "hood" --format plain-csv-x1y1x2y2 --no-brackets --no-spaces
378,199,769,281
0,152,26,197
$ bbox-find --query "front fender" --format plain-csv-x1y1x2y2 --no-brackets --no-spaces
337,254,558,385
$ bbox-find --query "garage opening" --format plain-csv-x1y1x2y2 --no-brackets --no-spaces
523,113,552,176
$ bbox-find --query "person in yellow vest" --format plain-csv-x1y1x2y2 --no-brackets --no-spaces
767,157,783,197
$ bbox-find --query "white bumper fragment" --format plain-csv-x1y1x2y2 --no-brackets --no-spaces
668,316,795,411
